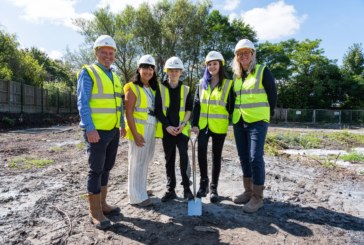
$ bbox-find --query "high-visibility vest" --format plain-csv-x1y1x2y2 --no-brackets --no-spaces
80,64,123,130
158,83,190,137
124,83,162,140
198,78,233,134
232,64,270,124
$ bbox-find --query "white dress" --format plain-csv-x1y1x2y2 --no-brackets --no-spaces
128,86,157,204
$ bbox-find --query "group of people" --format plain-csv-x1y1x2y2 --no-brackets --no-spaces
77,35,277,230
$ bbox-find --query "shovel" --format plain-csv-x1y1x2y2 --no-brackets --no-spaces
188,133,202,216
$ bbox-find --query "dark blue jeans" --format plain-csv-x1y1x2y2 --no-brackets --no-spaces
233,120,268,185
83,128,120,194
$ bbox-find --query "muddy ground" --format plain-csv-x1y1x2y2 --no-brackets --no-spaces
0,124,364,245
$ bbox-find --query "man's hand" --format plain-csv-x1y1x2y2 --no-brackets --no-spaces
86,130,100,143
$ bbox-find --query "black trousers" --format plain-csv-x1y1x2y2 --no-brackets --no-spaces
162,131,190,190
197,127,226,189
83,128,120,194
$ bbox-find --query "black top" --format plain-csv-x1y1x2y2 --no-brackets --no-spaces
155,80,193,129
192,79,235,128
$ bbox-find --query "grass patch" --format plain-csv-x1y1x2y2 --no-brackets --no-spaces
340,151,364,163
76,141,85,151
48,146,63,152
325,131,364,148
8,156,54,169
264,132,321,156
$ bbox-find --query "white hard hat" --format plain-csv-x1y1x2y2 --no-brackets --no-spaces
234,39,255,54
138,54,156,67
205,51,225,66
164,56,184,72
93,35,117,51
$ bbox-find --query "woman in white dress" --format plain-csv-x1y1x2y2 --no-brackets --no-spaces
124,55,162,207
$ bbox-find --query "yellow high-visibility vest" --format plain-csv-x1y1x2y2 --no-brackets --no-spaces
124,83,162,140
232,64,270,124
158,83,190,137
198,78,232,134
80,64,123,130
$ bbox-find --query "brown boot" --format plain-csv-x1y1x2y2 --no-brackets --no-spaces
101,186,121,214
242,185,264,213
88,193,111,230
232,177,252,204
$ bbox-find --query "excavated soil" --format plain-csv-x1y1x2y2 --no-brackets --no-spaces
0,124,363,245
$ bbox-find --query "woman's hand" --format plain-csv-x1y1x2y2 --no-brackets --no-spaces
191,126,199,136
134,133,145,147
166,126,178,136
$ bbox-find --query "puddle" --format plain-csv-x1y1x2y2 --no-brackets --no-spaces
282,149,347,156
53,140,81,147
8,126,73,134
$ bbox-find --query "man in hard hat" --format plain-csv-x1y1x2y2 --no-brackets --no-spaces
231,39,277,213
155,56,194,202
191,51,234,203
77,35,125,229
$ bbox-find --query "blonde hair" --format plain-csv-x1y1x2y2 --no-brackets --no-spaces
232,50,256,79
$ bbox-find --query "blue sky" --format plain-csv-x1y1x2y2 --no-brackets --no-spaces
0,0,363,65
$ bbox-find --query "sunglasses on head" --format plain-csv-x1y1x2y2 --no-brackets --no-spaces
139,64,155,69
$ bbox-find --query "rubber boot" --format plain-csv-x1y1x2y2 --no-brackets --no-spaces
88,193,112,230
232,177,252,204
210,184,219,203
242,185,264,213
101,186,121,214
197,178,209,198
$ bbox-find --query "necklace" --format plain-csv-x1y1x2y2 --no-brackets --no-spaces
143,86,155,108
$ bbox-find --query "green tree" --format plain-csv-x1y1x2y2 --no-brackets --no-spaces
342,43,364,76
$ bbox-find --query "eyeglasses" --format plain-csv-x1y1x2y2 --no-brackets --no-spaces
139,64,155,70
236,51,252,57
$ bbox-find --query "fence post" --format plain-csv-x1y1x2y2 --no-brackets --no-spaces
339,111,341,125
21,81,24,113
57,88,60,114
8,80,11,112
41,85,44,114
313,110,316,124
285,109,288,123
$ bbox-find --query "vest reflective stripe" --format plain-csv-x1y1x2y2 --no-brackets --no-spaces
134,118,147,124
134,107,149,112
235,102,270,109
91,107,123,113
158,83,190,137
232,64,270,124
199,113,228,119
80,64,123,130
198,78,232,134
124,83,162,140
200,99,226,107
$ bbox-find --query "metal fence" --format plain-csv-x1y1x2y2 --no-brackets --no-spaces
0,80,77,114
273,108,364,125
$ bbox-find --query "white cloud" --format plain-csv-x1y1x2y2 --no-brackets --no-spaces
241,0,307,40
97,0,160,13
223,0,240,11
48,50,63,60
6,0,93,29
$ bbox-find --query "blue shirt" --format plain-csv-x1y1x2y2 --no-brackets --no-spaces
77,62,125,132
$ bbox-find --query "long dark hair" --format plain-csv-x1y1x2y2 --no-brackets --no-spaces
201,60,227,90
129,65,158,90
